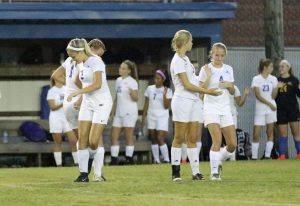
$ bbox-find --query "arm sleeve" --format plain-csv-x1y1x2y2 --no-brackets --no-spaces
198,67,207,83
166,88,173,99
131,79,139,90
234,86,241,97
46,89,54,100
144,87,149,97
251,77,258,88
173,59,186,75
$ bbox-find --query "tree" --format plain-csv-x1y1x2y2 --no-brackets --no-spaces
263,0,284,74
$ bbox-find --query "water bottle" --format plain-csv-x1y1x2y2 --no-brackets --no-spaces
2,130,8,144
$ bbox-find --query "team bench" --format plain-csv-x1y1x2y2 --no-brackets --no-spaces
0,120,152,167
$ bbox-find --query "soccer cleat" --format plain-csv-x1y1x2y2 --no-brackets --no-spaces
109,157,118,166
192,173,205,181
278,154,286,160
125,156,134,165
93,175,107,182
162,160,170,164
210,173,221,181
296,154,300,159
87,158,93,174
181,159,187,164
74,173,89,183
172,165,181,182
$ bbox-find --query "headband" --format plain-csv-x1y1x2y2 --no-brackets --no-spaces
281,60,291,68
156,70,166,80
67,45,84,51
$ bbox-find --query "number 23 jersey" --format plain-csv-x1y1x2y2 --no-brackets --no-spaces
251,74,278,114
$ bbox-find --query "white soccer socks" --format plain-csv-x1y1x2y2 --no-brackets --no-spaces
187,148,200,175
251,142,259,159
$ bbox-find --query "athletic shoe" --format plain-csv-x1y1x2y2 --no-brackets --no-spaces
278,155,286,160
93,175,107,182
109,157,118,166
172,165,181,182
296,154,300,159
74,173,89,183
210,173,221,181
87,158,93,174
125,156,134,165
181,159,187,164
192,173,205,181
162,160,170,164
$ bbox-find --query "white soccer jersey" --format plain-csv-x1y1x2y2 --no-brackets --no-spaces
198,62,234,115
47,86,66,116
251,74,278,114
144,85,173,118
78,56,112,110
230,85,241,116
115,76,138,117
62,57,80,96
170,53,199,100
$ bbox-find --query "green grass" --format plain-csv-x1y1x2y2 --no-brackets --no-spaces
0,160,299,206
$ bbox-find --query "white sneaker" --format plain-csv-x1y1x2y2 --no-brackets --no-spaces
210,173,221,181
93,175,106,182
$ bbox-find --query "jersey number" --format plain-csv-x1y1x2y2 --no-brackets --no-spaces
69,65,74,78
262,85,269,92
153,93,157,100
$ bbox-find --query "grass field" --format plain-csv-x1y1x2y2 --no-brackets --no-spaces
0,160,299,206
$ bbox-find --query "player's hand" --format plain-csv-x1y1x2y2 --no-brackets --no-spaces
163,87,168,96
73,99,82,110
204,64,212,77
277,81,285,89
269,103,277,111
219,81,233,89
244,87,251,96
205,88,222,96
67,94,73,102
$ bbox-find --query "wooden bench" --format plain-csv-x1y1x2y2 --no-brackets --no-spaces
0,140,152,167
0,119,153,166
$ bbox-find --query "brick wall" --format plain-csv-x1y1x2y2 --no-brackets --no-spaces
221,0,300,47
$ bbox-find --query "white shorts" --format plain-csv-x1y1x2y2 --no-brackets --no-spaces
147,115,169,132
196,101,204,124
78,101,112,124
171,95,201,123
63,99,79,130
49,114,72,134
203,113,234,128
112,114,138,128
254,112,277,126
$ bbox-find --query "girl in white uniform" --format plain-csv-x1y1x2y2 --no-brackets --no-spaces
170,30,222,182
110,60,139,165
66,38,112,182
198,43,236,181
142,69,172,163
251,59,282,160
47,77,78,166
229,85,250,129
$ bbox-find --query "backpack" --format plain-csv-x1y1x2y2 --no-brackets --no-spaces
19,121,48,142
236,128,252,160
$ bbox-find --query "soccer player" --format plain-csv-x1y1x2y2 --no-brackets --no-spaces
170,30,222,181
66,38,112,182
141,69,172,164
275,60,300,159
47,76,78,166
110,60,139,165
230,85,250,129
251,59,283,160
198,43,237,181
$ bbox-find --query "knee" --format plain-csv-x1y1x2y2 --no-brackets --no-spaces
172,135,184,147
227,143,236,153
89,139,98,150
